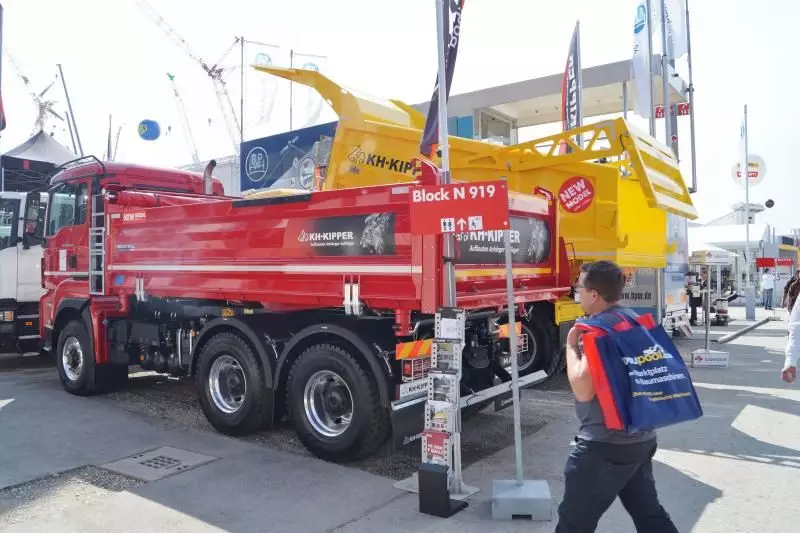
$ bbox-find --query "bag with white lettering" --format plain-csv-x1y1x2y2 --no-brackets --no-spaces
576,308,703,432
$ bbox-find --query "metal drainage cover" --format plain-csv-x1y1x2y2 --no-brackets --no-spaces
100,446,218,482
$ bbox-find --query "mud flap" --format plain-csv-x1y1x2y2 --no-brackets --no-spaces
390,396,426,451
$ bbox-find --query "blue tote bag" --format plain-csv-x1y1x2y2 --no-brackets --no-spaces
577,308,704,432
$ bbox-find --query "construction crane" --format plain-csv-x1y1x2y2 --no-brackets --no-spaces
167,72,200,163
133,0,241,154
3,48,65,136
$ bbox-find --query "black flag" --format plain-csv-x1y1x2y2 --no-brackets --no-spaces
419,0,464,158
560,21,583,154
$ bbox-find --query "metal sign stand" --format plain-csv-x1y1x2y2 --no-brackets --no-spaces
418,308,472,517
490,230,553,521
691,264,730,369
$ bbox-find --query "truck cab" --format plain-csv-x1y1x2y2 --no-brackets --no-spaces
36,158,225,348
0,190,48,352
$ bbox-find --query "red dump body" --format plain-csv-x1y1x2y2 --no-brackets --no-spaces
104,182,571,314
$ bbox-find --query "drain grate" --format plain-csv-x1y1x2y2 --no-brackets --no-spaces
100,446,218,482
140,455,182,469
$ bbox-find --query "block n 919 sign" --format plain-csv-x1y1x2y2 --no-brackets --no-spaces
409,180,510,236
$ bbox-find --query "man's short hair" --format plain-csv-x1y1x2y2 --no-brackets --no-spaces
580,260,625,303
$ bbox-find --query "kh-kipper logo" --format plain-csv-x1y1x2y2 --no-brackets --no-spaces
348,146,415,175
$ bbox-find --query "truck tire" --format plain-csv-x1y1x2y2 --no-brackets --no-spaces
526,318,561,381
515,322,539,376
195,331,271,435
286,344,388,463
56,320,127,395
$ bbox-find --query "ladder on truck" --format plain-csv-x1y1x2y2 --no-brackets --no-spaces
89,193,106,296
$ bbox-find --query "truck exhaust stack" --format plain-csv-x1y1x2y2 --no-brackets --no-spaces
203,159,217,195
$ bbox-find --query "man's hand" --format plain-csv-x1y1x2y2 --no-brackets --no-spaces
566,326,581,349
782,366,797,384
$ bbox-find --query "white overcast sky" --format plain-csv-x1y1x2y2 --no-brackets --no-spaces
1,0,798,232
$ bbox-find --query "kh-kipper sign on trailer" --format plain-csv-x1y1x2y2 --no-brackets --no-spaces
409,181,510,235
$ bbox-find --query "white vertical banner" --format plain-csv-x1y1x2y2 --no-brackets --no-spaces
290,52,329,129
631,1,653,119
242,39,291,140
654,0,688,59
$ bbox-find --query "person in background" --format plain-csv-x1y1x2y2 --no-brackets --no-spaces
761,268,775,310
689,269,707,326
783,269,800,312
783,294,799,384
557,261,678,533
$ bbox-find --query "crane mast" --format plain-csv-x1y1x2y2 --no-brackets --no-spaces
167,72,200,163
134,0,241,154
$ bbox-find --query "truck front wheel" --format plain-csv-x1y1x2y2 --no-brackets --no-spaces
286,344,388,463
56,319,127,395
196,331,271,435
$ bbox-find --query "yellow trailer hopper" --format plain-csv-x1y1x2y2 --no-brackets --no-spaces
254,65,698,273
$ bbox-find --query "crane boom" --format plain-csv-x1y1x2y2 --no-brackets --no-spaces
168,73,200,163
134,0,241,152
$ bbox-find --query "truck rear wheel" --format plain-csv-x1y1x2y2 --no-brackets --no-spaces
196,331,271,435
56,319,127,395
286,344,388,463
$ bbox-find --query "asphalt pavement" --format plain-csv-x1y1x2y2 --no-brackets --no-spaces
1,306,798,532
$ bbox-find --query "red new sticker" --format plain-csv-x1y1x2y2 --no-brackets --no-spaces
558,176,594,213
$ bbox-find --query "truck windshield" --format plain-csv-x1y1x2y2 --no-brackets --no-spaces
0,198,19,251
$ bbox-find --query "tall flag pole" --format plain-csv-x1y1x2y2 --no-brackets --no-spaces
0,2,6,132
684,0,698,192
560,20,583,154
741,105,755,320
419,0,465,159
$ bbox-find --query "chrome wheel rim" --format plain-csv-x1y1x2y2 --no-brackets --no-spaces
303,370,353,438
61,337,83,382
208,355,247,414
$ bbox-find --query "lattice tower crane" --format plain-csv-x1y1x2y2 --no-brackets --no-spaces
133,0,241,154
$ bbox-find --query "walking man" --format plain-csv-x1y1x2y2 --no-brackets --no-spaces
556,260,678,533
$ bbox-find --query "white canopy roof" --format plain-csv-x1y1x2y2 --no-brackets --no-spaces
688,224,769,250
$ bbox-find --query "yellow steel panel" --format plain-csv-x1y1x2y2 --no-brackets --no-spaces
251,68,699,269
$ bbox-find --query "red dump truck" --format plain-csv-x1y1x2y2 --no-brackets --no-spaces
36,158,574,462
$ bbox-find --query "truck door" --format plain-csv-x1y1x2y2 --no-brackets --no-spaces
18,192,47,303
43,180,89,287
0,195,20,304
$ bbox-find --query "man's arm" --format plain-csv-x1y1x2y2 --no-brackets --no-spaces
784,301,800,383
565,328,595,401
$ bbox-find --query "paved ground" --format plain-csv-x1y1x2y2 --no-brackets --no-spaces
1,306,798,532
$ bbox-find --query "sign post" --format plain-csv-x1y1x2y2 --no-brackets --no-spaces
409,179,508,515
406,178,552,519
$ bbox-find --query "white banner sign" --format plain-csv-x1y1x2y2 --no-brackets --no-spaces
631,2,653,119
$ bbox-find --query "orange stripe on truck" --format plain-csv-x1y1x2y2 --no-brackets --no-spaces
395,339,433,360
497,323,522,338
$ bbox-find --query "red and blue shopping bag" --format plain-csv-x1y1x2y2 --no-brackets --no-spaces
576,307,703,432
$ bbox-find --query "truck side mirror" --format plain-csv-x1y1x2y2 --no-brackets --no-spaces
22,192,45,250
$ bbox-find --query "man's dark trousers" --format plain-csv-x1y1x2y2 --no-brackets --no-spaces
555,438,678,533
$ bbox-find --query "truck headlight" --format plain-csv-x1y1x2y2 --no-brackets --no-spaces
1,311,14,322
